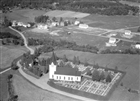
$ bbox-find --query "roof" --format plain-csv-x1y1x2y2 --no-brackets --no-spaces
54,66,81,76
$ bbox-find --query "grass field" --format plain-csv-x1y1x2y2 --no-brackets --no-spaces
0,69,18,101
4,8,46,23
0,46,28,69
13,74,80,101
83,15,139,30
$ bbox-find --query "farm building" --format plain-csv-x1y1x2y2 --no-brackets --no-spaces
79,24,89,29
49,62,81,82
37,24,48,29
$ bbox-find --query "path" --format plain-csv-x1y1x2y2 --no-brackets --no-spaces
9,26,34,54
0,68,11,75
0,27,34,75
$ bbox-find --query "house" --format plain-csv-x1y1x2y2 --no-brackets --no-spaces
106,38,117,47
135,44,140,49
49,62,81,82
122,30,133,39
79,24,89,29
74,20,80,25
52,22,59,27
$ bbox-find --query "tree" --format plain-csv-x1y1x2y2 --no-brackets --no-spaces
8,74,13,79
99,71,105,81
106,74,112,83
84,58,88,66
76,56,80,65
137,27,140,32
52,17,57,22
60,17,63,22
59,61,64,67
3,16,12,27
63,54,68,62
92,69,100,81
73,56,77,64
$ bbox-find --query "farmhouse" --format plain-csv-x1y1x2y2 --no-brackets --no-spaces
122,30,133,38
74,20,80,25
135,44,140,49
79,24,89,29
106,38,117,47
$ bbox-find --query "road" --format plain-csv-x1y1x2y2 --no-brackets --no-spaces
0,27,34,75
9,26,34,54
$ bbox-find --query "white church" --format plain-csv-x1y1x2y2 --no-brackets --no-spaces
49,62,81,82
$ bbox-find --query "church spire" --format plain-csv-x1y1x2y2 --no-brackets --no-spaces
51,51,57,65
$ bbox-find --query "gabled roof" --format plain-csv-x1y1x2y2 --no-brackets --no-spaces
54,65,81,76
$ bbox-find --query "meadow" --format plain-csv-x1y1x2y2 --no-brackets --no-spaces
12,74,80,101
4,8,46,23
83,15,139,30
0,46,27,69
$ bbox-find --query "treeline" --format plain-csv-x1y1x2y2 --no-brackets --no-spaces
28,38,99,54
0,0,138,15
1,32,24,45
7,74,18,101
100,48,140,55
58,1,139,15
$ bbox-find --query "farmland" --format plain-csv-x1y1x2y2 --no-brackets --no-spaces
0,46,27,69
1,7,139,101
83,15,139,30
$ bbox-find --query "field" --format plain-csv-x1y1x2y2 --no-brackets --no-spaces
44,10,90,18
12,74,80,101
0,69,19,101
82,15,139,30
3,8,46,23
0,46,28,69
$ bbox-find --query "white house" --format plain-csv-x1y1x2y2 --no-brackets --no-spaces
74,20,80,25
52,22,59,27
106,38,117,47
12,20,17,27
79,24,89,29
122,30,133,39
135,44,140,49
49,62,81,82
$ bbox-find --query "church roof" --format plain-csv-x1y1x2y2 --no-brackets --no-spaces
54,65,81,76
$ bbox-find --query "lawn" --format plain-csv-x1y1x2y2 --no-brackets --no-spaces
0,46,28,69
83,15,139,30
12,74,80,101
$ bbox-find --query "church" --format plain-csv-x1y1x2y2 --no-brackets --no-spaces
49,52,81,82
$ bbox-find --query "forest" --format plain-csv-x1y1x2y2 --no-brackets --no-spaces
0,0,139,15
